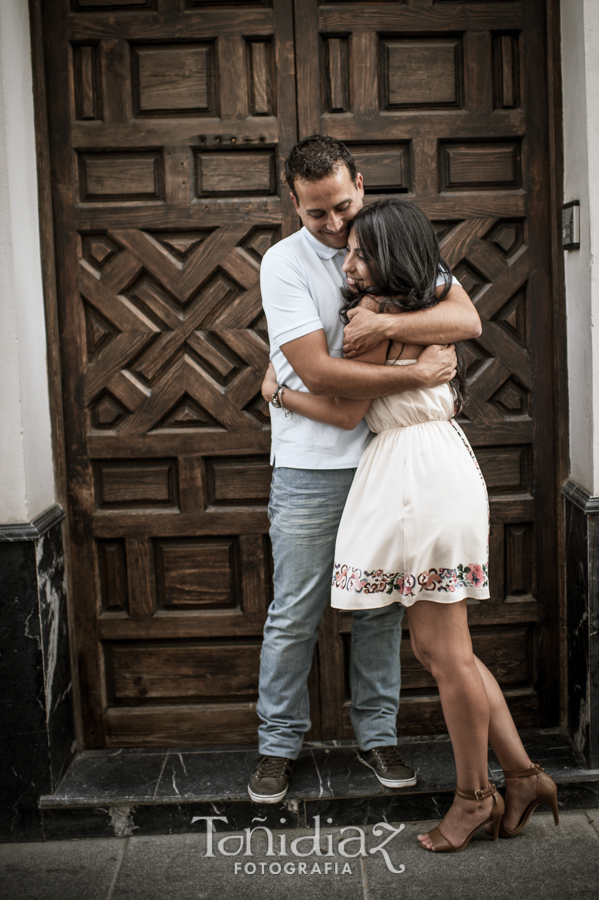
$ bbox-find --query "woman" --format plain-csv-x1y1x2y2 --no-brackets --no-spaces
262,199,558,852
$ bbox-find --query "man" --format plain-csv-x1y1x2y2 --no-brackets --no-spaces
248,135,481,803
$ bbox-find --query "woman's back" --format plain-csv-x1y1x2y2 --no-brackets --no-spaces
365,359,456,433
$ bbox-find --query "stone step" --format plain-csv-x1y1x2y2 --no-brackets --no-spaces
38,729,599,841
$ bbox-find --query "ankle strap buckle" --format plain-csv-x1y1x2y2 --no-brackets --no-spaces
457,783,496,801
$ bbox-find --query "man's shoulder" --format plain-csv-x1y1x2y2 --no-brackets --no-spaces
262,229,314,268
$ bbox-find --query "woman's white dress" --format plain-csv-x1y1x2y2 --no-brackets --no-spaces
331,359,490,610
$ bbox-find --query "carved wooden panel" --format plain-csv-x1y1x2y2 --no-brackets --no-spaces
248,40,275,115
73,1,155,9
155,538,240,608
195,150,276,195
494,32,520,109
321,36,350,113
107,641,262,703
351,144,411,193
44,0,298,747
73,44,102,120
296,0,559,737
440,142,521,190
98,540,128,611
132,43,216,116
380,38,463,109
206,456,272,504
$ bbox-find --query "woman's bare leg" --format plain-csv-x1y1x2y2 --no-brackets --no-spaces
473,656,538,833
407,600,495,850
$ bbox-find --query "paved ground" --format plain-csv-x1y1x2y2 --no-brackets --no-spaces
1,809,598,900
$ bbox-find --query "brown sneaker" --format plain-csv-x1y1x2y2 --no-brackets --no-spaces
358,746,417,788
248,754,294,803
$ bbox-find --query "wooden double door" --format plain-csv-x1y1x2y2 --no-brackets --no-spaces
42,0,560,747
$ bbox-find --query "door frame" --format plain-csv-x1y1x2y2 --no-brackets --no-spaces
27,0,569,750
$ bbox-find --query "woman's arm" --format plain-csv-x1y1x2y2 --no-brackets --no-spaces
263,337,390,430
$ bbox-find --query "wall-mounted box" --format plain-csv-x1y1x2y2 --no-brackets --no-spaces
562,200,580,250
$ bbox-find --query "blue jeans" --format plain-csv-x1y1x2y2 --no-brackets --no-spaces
257,466,405,759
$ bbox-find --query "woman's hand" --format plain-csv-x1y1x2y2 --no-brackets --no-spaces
261,362,278,403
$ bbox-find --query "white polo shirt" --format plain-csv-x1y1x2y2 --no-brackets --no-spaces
261,227,370,469
260,227,457,470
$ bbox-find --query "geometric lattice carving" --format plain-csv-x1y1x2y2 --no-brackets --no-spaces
244,392,271,427
493,287,527,347
154,393,221,430
85,304,116,356
485,219,524,258
461,340,491,378
91,390,128,429
79,224,270,436
82,233,120,269
128,271,184,319
249,311,269,344
241,227,278,263
432,220,463,243
490,377,530,417
186,332,242,385
149,230,215,261
453,260,488,300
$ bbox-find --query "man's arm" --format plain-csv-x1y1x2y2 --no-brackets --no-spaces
262,338,388,429
280,329,456,399
343,283,481,358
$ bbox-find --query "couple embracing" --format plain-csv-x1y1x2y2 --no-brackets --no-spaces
248,135,558,854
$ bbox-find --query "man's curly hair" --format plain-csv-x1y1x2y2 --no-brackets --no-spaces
284,134,357,199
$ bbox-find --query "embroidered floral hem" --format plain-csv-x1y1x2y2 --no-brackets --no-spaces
332,562,488,598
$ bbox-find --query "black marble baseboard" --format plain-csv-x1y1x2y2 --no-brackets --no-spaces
0,503,65,542
0,510,75,841
563,480,599,768
34,729,599,842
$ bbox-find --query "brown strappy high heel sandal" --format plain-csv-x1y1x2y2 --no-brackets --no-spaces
499,761,559,838
422,783,504,853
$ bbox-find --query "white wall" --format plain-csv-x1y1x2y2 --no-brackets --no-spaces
562,0,599,495
0,0,55,523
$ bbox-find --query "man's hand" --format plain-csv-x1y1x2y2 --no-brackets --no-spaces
413,344,457,387
261,361,277,405
343,306,385,357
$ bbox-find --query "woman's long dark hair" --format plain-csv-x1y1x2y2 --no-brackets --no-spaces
341,198,467,411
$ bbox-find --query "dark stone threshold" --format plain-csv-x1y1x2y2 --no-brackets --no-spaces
34,728,599,842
